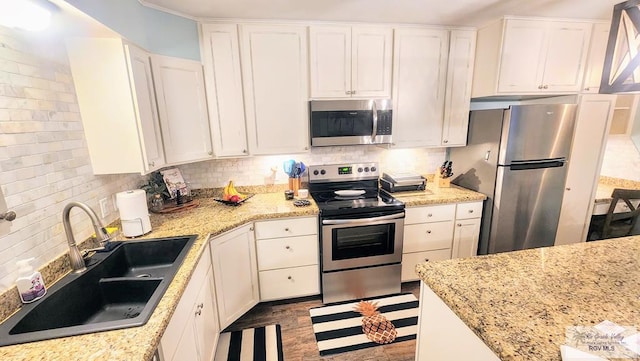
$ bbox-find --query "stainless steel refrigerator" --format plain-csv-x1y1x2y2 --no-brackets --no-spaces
450,104,577,254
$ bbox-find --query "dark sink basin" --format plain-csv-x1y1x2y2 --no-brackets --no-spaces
0,235,197,346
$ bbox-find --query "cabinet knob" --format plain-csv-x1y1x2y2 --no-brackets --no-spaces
243,149,247,154
427,213,433,217
305,147,309,150
566,187,571,191
584,87,590,91
197,303,204,309
195,310,202,316
457,223,462,227
148,161,155,167
443,140,448,144
0,211,16,221
287,276,292,280
285,227,290,232
425,258,430,262
543,85,549,89
285,245,290,250
468,209,474,213
426,230,432,234
208,151,213,156
538,85,543,89
250,227,254,231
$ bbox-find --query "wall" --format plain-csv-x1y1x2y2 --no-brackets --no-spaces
178,146,447,188
64,0,200,61
0,26,142,292
600,136,640,182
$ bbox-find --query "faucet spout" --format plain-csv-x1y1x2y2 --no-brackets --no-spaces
62,201,111,273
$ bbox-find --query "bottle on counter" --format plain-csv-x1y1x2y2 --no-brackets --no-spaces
15,258,46,304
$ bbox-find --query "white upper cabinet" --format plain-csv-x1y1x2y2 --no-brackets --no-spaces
582,22,611,93
310,25,393,98
441,30,477,147
151,55,213,165
200,23,250,157
392,28,475,148
240,24,310,154
392,28,449,148
66,38,165,174
472,18,592,97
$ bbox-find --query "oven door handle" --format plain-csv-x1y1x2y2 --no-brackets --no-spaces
322,212,404,225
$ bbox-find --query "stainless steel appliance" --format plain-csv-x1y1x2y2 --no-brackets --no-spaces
309,99,392,147
450,104,577,255
308,162,405,304
380,172,426,193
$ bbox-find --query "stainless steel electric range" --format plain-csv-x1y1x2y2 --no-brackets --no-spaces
308,162,405,304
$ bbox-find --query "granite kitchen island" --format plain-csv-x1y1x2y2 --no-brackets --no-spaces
415,236,640,360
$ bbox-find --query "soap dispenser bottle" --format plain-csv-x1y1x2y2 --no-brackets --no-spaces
15,258,46,303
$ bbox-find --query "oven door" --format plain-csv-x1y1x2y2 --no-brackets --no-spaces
321,211,404,272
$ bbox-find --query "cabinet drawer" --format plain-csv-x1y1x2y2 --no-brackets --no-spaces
405,204,456,224
455,202,483,220
259,265,320,301
254,217,318,239
401,249,451,282
403,221,454,253
256,234,319,271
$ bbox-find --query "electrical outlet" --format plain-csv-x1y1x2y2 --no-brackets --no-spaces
99,198,109,218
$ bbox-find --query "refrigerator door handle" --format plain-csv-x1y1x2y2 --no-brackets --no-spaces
509,159,566,171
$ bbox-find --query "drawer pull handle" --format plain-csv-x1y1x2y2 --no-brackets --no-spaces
425,258,430,262
468,209,473,213
250,227,254,231
457,223,462,227
287,276,292,280
285,228,290,232
427,213,433,217
195,310,202,316
285,245,291,250
426,230,432,234
197,303,204,309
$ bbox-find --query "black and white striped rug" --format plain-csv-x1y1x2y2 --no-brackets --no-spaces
309,293,419,356
214,324,284,361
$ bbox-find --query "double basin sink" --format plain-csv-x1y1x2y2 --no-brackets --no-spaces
0,235,197,347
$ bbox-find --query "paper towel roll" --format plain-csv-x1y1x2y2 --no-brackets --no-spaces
116,189,151,237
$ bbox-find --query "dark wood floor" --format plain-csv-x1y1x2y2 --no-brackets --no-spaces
225,282,421,361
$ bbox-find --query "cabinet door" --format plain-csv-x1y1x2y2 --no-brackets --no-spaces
152,55,213,165
401,249,451,282
194,268,219,361
125,44,166,172
452,218,480,259
392,28,448,148
555,95,615,246
497,19,547,93
210,224,259,329
201,24,249,157
170,316,200,361
542,21,591,92
351,26,393,97
241,24,309,154
309,25,352,98
442,30,476,146
582,22,611,93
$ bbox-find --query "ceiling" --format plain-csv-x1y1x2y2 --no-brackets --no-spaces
139,0,622,27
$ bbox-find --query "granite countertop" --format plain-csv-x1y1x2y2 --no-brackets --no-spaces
416,236,640,361
594,176,640,204
0,184,484,361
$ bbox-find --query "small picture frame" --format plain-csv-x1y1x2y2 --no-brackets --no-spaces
161,168,189,199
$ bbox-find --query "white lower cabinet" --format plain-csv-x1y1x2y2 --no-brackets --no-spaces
210,224,259,330
402,202,483,281
254,217,320,301
161,246,219,361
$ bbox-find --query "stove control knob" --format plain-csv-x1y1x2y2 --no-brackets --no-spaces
320,169,326,175
313,170,319,176
364,167,370,172
371,166,377,172
358,167,363,173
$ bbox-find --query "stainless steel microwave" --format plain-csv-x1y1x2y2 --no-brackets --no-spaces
309,99,392,147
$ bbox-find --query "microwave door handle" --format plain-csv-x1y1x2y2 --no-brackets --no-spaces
371,100,378,141
322,212,405,225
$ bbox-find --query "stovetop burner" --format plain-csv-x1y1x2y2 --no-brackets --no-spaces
308,162,404,217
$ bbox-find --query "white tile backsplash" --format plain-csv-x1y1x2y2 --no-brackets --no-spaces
0,26,142,293
600,136,640,181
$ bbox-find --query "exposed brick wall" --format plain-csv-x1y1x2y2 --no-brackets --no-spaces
0,26,142,292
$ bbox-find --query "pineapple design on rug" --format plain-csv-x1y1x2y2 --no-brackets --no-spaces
309,293,419,356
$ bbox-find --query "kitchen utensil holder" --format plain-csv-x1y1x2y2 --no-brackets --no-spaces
288,177,301,196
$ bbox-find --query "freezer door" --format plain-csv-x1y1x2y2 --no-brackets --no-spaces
499,104,577,165
489,161,568,253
